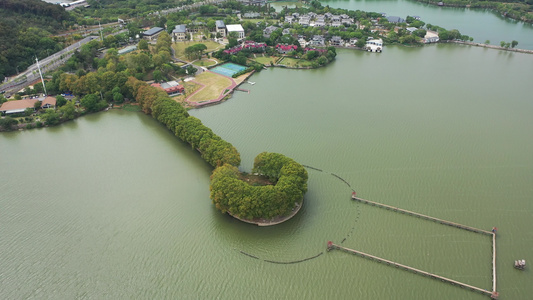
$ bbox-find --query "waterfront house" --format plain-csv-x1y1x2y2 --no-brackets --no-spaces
386,16,406,23
226,24,245,39
142,27,164,41
216,20,226,37
41,97,57,109
0,97,56,115
173,24,187,41
406,27,418,34
365,38,383,52
330,36,343,46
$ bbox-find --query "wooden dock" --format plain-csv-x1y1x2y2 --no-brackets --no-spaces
328,242,499,299
351,195,493,236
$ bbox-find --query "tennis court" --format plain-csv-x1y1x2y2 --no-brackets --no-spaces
210,63,247,77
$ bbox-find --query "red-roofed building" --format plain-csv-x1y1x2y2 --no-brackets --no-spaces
42,96,57,109
304,47,327,54
0,97,57,115
223,45,243,55
151,82,185,96
275,44,298,54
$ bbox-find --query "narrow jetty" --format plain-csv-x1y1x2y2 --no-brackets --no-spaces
235,88,250,93
327,242,499,299
351,195,493,235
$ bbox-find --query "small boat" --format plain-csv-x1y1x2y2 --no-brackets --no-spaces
248,81,255,85
514,259,526,270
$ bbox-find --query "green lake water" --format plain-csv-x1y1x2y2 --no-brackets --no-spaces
1,44,532,299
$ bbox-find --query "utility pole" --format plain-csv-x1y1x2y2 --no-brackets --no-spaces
35,57,48,97
99,21,104,41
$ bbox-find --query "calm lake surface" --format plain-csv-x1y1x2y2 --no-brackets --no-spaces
272,0,533,50
1,44,532,299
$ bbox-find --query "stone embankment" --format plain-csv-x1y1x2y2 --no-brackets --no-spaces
446,40,533,54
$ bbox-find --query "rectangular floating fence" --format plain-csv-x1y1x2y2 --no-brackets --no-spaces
327,242,499,299
351,195,493,236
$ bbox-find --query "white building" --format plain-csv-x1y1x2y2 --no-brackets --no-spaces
365,38,383,52
226,24,245,39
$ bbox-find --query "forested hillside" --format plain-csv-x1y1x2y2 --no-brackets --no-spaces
0,0,72,81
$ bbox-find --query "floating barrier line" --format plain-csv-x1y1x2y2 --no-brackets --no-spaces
302,165,323,172
327,242,498,299
239,250,259,259
263,252,323,264
238,250,324,264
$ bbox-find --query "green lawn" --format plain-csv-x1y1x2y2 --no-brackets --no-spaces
193,59,218,67
252,55,277,65
279,57,314,68
173,41,224,61
187,72,232,103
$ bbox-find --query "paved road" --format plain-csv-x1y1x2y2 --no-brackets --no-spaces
0,36,100,95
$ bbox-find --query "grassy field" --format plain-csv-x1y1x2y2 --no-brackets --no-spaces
193,59,218,67
252,55,277,65
278,57,314,68
171,81,202,108
187,72,233,103
172,41,224,61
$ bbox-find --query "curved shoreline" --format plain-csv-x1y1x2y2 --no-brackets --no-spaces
228,200,303,226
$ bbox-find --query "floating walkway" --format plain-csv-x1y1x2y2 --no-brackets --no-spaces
327,242,499,299
351,194,493,235
235,88,250,93
345,193,498,299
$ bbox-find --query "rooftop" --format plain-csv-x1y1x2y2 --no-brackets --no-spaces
143,27,164,36
226,24,244,32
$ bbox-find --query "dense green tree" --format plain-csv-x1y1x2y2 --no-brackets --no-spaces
55,95,67,108
41,108,60,126
80,93,99,112
59,100,76,120
0,117,18,131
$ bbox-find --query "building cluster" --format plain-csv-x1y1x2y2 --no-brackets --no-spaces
223,41,267,54
285,12,355,28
